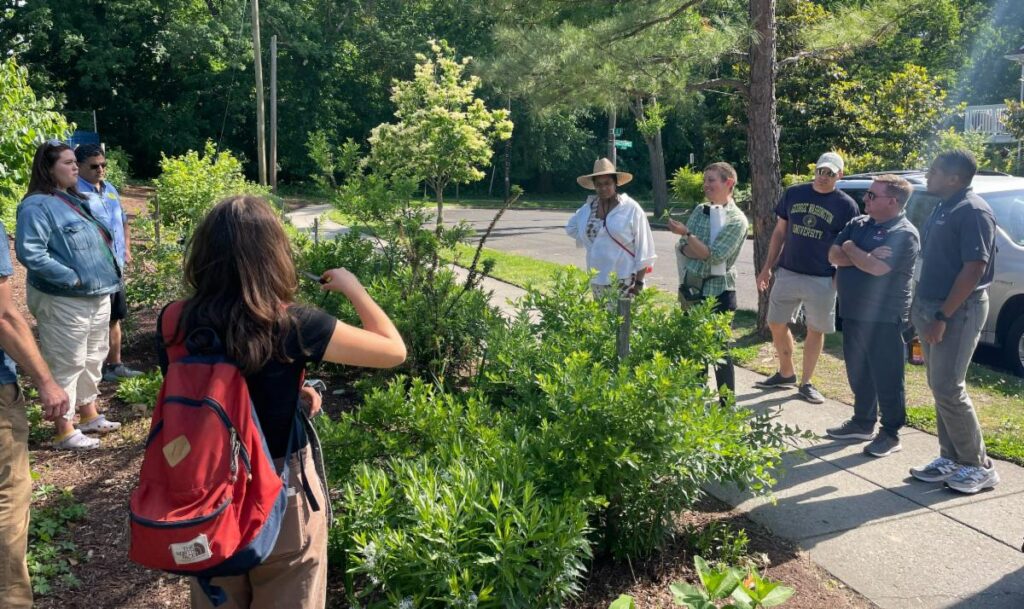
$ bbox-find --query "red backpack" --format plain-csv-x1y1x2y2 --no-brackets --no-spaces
128,301,296,605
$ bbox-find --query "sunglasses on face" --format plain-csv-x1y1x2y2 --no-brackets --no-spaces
815,168,837,178
864,191,892,202
89,163,108,170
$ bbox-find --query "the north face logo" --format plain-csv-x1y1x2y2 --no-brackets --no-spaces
170,534,213,565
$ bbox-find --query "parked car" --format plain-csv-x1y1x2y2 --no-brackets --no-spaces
837,170,1024,376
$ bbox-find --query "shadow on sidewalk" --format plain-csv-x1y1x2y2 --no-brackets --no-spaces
942,567,1024,609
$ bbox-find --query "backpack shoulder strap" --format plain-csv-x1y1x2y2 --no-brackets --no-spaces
157,300,188,363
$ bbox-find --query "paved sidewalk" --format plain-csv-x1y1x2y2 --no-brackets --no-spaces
287,205,1024,609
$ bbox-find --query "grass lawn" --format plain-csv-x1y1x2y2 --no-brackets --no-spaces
731,310,1024,465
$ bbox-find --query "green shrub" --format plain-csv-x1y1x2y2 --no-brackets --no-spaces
153,141,268,233
116,369,163,409
0,58,73,224
671,166,705,211
124,217,188,310
781,173,811,187
103,146,132,187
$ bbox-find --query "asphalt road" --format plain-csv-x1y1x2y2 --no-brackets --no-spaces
444,206,760,311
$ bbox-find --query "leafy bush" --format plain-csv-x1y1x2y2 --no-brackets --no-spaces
671,166,705,211
124,217,188,310
0,58,73,224
116,369,163,409
153,141,268,233
103,146,132,187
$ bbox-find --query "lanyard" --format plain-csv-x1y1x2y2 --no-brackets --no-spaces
52,191,120,273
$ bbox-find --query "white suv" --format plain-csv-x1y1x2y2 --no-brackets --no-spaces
838,171,1024,376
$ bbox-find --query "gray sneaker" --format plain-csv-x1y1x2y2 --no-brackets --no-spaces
103,363,143,382
946,461,1000,494
826,419,875,441
797,383,825,404
910,456,961,483
864,433,902,457
755,372,797,389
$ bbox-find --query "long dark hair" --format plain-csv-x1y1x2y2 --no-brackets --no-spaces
180,196,300,374
25,141,83,199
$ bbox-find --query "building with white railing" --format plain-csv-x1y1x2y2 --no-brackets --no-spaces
964,104,1017,145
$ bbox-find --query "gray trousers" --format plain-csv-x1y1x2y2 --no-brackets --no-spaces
910,292,988,467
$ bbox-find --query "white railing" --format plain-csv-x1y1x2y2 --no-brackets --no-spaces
964,104,1015,143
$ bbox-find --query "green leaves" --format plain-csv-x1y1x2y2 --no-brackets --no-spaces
608,594,637,609
668,556,796,609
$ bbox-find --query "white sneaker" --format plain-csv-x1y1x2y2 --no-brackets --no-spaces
946,461,1000,494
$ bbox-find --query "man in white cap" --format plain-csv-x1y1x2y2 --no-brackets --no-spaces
755,152,859,403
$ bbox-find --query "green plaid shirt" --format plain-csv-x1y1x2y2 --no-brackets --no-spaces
675,200,749,297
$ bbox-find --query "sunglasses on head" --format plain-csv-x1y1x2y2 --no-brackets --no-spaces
815,168,837,178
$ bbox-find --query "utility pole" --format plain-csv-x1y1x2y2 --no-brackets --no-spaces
251,0,267,186
270,35,278,193
607,108,617,165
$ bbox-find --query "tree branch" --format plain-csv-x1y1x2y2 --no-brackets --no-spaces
687,78,749,98
609,0,705,42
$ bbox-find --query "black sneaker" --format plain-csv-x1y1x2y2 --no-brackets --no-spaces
826,419,875,441
797,383,825,404
864,433,902,457
755,372,797,389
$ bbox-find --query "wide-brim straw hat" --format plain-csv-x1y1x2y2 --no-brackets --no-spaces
577,158,633,189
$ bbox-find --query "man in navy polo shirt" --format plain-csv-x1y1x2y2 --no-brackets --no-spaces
755,152,860,403
908,149,999,494
75,144,142,382
826,175,919,457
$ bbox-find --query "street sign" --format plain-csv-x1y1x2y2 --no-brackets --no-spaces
614,140,633,150
613,128,624,137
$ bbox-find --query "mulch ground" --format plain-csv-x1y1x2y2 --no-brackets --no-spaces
22,186,876,609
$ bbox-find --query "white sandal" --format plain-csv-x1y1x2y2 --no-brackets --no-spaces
76,414,122,434
53,430,100,450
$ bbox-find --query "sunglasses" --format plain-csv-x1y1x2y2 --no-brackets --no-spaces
815,168,837,178
864,191,893,202
89,163,108,170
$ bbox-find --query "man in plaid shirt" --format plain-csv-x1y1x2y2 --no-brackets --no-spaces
667,162,749,394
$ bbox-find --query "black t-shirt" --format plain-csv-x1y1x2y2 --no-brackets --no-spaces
917,189,997,301
158,304,336,459
775,184,859,277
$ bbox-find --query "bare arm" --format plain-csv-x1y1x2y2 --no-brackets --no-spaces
319,268,406,368
0,278,68,420
829,244,853,267
840,241,893,276
756,218,788,292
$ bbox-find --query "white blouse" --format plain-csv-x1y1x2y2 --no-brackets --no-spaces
565,193,657,286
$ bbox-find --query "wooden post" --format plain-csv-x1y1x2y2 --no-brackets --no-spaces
251,0,267,186
616,297,631,361
270,35,278,194
154,195,161,248
313,217,319,246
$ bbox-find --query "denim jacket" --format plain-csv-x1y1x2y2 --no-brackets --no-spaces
16,192,122,297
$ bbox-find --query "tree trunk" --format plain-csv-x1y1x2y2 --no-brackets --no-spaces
607,109,617,165
631,97,670,218
434,181,445,229
748,0,782,333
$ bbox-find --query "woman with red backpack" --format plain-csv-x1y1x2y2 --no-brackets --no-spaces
158,196,405,608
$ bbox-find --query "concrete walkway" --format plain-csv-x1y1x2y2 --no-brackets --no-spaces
287,204,1024,609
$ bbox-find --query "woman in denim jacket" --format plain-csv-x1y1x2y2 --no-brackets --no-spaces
15,141,123,450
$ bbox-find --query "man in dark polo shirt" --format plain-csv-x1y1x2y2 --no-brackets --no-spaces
825,175,919,457
755,152,860,403
908,149,999,494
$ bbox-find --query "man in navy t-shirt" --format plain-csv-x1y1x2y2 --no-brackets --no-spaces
825,175,919,458
755,152,859,403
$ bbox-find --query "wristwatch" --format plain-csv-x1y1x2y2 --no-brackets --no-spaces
933,310,950,323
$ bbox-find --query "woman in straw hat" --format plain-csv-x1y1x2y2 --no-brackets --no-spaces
565,158,656,299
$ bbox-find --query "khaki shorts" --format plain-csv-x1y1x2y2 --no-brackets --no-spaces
27,287,110,415
767,268,837,333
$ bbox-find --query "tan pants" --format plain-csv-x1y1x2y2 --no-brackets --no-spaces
189,447,328,609
0,383,32,609
27,287,110,415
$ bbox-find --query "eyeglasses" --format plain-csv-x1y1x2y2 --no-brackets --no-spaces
864,191,893,202
815,168,837,178
89,163,108,170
